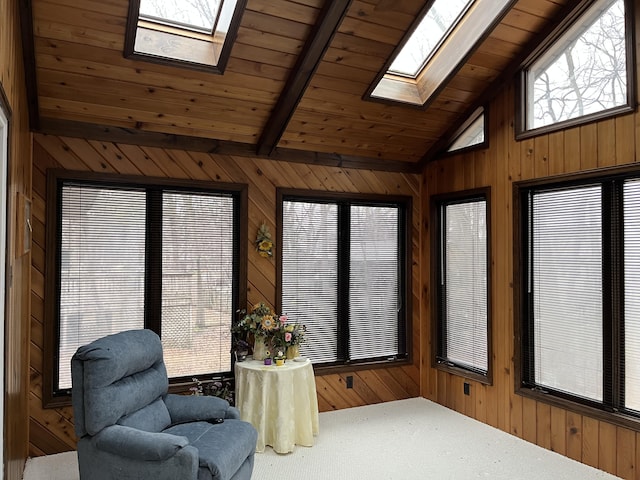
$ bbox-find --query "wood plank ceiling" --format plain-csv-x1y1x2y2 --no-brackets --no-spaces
25,0,572,172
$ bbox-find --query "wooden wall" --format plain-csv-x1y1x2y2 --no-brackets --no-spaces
1,0,33,477
28,133,422,455
422,80,640,478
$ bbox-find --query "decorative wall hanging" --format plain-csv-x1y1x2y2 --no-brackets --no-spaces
255,222,273,258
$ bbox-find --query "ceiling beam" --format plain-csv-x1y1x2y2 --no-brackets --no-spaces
256,0,353,156
37,118,421,173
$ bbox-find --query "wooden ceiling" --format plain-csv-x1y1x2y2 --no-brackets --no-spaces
23,0,572,172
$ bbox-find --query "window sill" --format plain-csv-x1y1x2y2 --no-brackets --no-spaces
434,362,492,386
516,386,640,433
313,357,412,376
515,105,635,141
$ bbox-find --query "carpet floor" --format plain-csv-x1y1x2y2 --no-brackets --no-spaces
22,398,619,479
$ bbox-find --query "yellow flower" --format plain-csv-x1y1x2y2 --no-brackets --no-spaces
285,325,294,332
259,250,270,258
261,315,276,331
259,239,272,251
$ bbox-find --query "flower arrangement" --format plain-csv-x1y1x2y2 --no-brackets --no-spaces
233,301,307,360
234,302,279,338
255,222,273,258
273,316,307,350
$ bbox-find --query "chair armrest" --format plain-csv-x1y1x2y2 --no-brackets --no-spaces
93,424,189,461
163,393,234,424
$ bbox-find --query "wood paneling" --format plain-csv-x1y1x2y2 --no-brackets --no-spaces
2,0,33,477
28,133,421,455
422,80,640,479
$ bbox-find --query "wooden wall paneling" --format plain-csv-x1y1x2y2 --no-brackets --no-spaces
564,127,582,174
615,114,636,165
535,402,552,450
340,372,381,405
3,0,33,475
548,131,564,175
314,376,356,411
616,427,636,478
550,406,566,454
566,411,583,462
89,141,145,176
519,137,535,181
29,133,421,455
597,118,617,168
580,123,598,170
507,100,523,440
533,134,549,178
474,384,487,424
598,422,617,475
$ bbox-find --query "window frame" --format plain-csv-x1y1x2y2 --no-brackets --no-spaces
515,0,636,140
276,188,412,374
431,188,493,384
123,0,247,73
43,170,248,408
514,165,640,431
443,106,489,156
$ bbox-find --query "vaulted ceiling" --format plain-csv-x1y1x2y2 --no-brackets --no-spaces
22,0,573,172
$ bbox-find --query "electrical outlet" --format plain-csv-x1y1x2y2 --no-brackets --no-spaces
463,382,470,396
346,375,353,389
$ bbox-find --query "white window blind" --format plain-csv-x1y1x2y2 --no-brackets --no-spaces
624,179,640,411
441,198,488,373
531,186,603,401
350,205,399,360
281,201,339,363
58,185,146,390
162,192,235,378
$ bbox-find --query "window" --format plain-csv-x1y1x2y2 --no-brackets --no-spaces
447,107,487,153
278,190,410,368
518,0,633,137
367,0,512,106
432,190,491,382
516,169,640,424
44,171,247,406
124,0,246,72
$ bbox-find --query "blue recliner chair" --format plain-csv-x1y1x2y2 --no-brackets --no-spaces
71,329,257,480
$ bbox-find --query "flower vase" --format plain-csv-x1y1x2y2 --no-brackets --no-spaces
286,345,300,360
253,336,267,361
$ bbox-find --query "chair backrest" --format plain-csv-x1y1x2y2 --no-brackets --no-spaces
71,329,169,437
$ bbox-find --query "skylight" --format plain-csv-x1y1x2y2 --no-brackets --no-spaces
368,0,512,106
124,0,244,73
139,0,225,35
388,0,474,78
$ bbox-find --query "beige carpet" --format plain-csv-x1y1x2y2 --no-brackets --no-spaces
22,398,619,480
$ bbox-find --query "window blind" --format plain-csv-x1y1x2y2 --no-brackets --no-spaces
162,192,235,378
349,205,399,360
531,186,603,401
624,179,640,411
281,201,339,363
58,185,146,390
442,199,488,373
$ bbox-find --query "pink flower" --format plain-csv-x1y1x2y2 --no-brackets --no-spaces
279,315,288,324
285,332,292,342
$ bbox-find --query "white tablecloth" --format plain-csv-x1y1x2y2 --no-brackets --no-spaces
235,358,319,453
